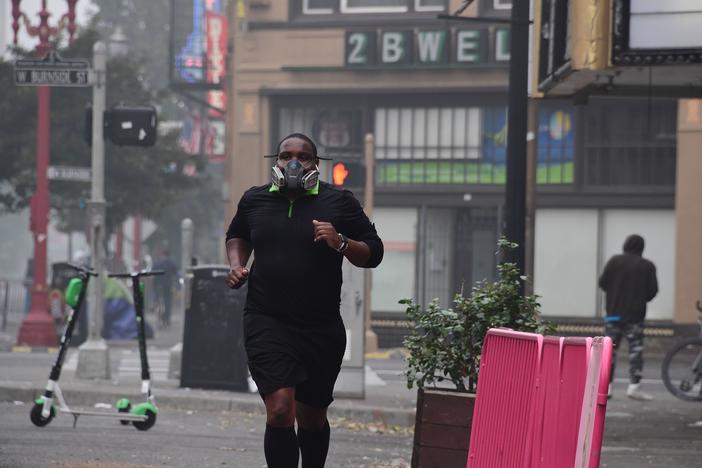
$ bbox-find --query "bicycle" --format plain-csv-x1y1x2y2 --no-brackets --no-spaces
661,301,702,401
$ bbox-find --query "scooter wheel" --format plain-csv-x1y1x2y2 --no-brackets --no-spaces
118,403,132,425
132,409,156,431
30,402,55,427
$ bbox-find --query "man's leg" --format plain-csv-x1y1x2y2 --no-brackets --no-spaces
162,285,172,327
624,322,653,400
605,320,624,384
626,322,645,384
296,401,330,468
263,387,299,468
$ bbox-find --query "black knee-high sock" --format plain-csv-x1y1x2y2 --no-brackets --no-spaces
264,424,299,468
297,420,330,468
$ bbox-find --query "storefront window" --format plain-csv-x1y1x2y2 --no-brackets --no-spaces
583,98,676,187
371,207,417,312
375,106,504,185
537,106,575,184
375,104,575,186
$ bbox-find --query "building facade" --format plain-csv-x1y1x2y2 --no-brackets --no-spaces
534,0,702,331
226,0,682,344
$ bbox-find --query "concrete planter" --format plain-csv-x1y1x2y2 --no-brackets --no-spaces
411,388,476,468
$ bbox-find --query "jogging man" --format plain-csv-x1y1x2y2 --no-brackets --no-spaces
225,133,383,468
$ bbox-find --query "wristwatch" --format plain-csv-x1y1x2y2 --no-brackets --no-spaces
335,233,349,254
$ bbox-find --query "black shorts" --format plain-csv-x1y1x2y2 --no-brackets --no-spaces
243,313,346,408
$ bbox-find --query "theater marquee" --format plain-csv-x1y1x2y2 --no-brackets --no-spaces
612,0,702,65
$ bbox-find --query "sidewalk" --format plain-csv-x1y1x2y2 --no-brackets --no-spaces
0,306,691,430
0,307,418,427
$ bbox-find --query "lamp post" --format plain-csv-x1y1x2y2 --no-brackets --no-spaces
76,40,109,379
76,29,126,379
13,0,79,347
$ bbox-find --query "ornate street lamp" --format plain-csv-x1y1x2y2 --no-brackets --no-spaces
13,0,79,346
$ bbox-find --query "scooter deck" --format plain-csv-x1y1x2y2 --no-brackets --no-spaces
60,409,148,421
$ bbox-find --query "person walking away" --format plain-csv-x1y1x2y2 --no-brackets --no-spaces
599,234,658,400
225,133,383,468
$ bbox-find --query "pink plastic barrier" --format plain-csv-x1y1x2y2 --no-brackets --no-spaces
575,337,612,468
530,336,563,467
467,329,543,468
467,329,612,468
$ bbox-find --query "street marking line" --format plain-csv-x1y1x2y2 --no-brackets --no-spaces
11,346,59,353
364,365,386,386
117,349,170,382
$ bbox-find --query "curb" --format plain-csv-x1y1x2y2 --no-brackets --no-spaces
10,346,59,353
0,383,415,427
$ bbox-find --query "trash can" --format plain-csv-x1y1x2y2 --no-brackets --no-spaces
50,262,88,347
180,265,248,391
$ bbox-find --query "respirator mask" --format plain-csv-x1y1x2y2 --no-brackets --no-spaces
271,159,319,191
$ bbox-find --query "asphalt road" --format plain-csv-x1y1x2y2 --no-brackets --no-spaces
0,402,412,468
2,347,702,467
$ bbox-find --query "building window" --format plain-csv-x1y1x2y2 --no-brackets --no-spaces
537,106,575,184
341,0,407,13
303,0,334,14
480,0,511,16
583,98,677,188
374,105,575,186
414,0,445,12
375,106,507,185
297,0,446,15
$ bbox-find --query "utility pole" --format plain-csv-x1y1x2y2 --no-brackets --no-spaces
503,0,530,280
363,134,378,353
76,41,110,379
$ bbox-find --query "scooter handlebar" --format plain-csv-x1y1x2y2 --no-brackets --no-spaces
108,270,165,278
65,262,98,276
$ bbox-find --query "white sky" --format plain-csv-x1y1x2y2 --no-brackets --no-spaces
0,0,96,59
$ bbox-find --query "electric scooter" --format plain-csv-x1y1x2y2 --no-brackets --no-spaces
29,264,163,431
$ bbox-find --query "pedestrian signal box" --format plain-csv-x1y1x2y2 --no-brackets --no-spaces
85,105,158,147
331,161,364,188
108,105,158,147
332,162,349,186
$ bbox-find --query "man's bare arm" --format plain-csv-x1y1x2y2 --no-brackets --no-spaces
226,238,252,289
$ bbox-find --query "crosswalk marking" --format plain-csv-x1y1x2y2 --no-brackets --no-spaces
118,349,170,382
63,351,78,371
59,349,171,382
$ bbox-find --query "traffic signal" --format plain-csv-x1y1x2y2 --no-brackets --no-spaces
84,105,158,147
84,105,109,146
331,161,364,188
332,162,349,186
108,105,158,147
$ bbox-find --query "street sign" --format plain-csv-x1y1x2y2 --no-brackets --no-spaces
14,50,90,87
47,166,92,182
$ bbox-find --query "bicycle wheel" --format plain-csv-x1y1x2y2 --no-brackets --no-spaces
662,337,702,401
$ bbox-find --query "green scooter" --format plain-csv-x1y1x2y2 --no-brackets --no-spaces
30,264,163,431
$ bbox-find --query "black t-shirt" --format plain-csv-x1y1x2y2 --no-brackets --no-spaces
226,182,383,326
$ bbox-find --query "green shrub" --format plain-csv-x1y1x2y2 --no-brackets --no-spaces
403,238,554,393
